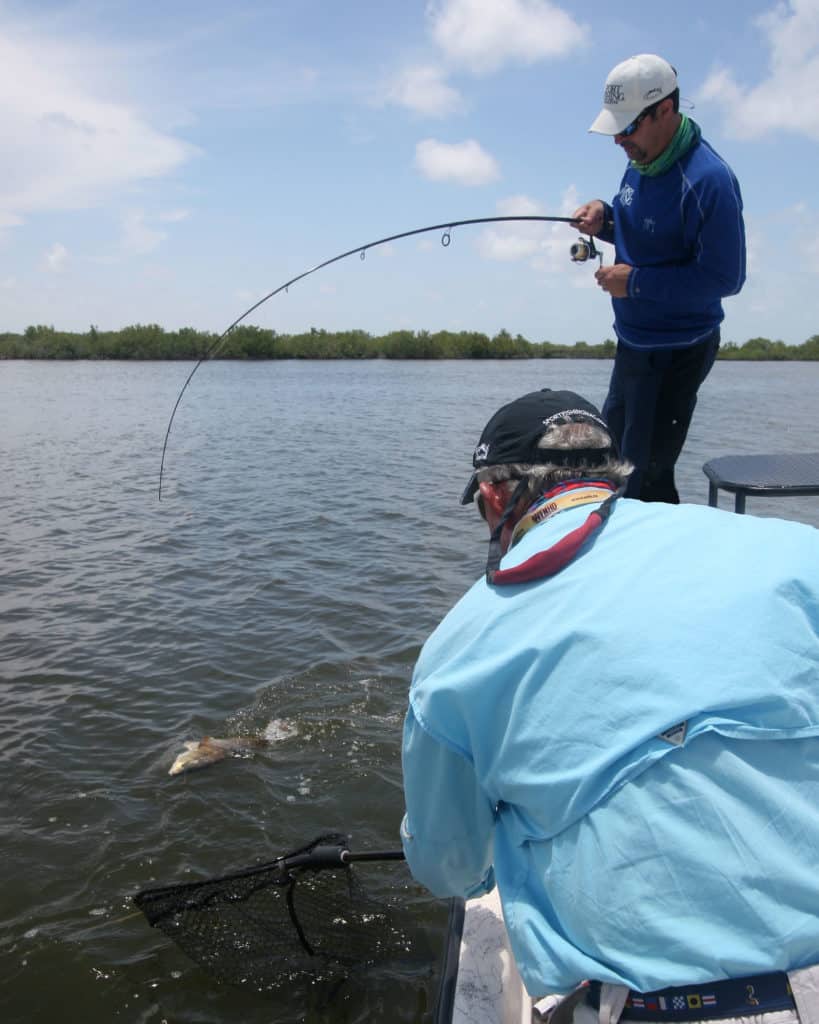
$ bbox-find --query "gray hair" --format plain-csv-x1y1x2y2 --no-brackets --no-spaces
475,421,633,503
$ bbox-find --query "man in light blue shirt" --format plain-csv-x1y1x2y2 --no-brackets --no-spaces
401,388,819,1024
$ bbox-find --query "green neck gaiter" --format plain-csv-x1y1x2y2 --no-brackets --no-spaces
631,114,701,177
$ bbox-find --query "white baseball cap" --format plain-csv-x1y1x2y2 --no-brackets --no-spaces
589,54,678,135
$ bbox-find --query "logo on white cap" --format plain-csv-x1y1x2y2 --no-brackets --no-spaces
604,83,626,105
589,54,677,136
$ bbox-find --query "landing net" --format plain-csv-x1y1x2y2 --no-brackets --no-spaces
133,834,410,992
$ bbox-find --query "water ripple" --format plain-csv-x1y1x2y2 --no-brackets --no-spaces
2,358,817,1023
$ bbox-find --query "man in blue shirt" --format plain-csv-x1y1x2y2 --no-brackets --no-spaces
573,54,746,503
401,388,819,1024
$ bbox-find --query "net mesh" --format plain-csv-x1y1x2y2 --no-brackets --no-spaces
133,834,411,993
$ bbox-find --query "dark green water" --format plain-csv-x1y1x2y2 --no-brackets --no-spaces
1,358,817,1024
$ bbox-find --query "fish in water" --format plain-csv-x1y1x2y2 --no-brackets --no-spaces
168,719,299,776
168,736,269,776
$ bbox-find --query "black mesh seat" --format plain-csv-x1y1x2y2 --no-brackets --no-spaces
703,452,819,513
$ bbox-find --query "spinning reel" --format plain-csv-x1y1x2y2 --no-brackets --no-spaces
569,235,602,267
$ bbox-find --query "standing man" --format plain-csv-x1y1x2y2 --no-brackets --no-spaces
573,54,745,503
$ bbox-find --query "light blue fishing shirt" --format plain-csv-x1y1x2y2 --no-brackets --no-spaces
401,498,819,995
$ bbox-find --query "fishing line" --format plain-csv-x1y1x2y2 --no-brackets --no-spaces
157,214,584,500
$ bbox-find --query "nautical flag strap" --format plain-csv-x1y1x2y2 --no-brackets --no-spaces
588,973,795,1021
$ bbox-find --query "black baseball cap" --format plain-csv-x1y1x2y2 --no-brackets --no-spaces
460,389,615,505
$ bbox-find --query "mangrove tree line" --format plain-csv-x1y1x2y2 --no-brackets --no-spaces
1,324,817,360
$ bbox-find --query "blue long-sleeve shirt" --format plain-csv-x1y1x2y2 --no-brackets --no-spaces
599,136,746,348
401,499,819,996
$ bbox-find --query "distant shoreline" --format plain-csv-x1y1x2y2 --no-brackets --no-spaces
1,325,817,361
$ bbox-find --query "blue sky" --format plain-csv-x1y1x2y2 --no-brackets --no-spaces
1,0,818,346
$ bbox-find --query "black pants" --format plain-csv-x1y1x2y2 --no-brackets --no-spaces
602,332,720,504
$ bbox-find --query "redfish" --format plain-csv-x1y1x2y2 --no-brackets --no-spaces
168,736,269,776
168,719,298,776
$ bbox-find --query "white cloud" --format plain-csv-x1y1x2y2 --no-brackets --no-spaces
477,187,597,288
757,0,819,67
743,215,764,279
427,0,587,74
781,202,819,274
699,0,819,139
478,194,549,260
477,187,595,283
386,65,464,117
801,238,819,276
158,209,191,224
44,243,69,272
415,137,500,184
121,211,171,255
120,207,189,253
0,28,197,229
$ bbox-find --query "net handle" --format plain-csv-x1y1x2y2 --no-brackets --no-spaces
340,848,404,864
134,843,406,908
283,845,404,870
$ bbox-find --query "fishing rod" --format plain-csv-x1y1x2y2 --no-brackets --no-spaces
157,214,600,500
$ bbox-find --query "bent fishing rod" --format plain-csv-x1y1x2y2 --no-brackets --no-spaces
157,214,602,500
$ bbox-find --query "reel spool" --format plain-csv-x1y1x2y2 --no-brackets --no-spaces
570,236,602,265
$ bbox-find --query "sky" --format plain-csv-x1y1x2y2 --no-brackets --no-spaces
1,0,819,347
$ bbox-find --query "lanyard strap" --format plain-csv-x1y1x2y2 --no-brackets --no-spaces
488,485,623,586
509,484,616,549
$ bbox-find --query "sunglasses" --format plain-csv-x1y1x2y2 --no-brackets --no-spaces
618,98,663,137
619,109,651,137
475,492,487,520
473,475,525,520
